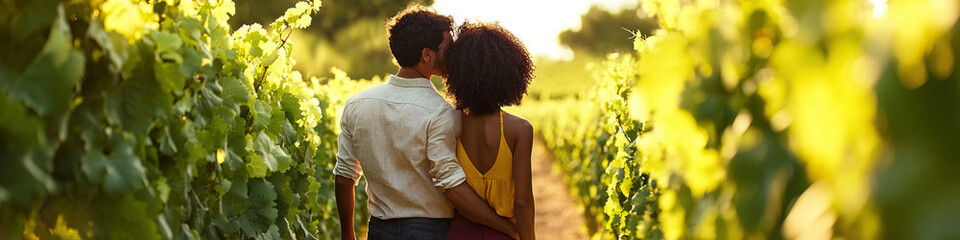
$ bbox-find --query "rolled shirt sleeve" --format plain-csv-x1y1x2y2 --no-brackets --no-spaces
426,107,466,190
334,103,362,182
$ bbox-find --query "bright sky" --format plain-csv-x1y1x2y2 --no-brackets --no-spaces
433,0,638,60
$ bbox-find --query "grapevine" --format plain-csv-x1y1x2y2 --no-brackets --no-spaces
519,0,960,239
0,0,374,239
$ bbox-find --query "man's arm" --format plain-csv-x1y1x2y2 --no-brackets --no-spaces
335,176,357,240
426,108,518,238
445,183,519,238
334,103,361,240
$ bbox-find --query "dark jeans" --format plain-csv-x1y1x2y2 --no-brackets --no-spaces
367,217,452,240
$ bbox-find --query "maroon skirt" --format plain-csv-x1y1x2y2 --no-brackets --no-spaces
446,211,513,240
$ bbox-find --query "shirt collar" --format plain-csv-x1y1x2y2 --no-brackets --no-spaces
388,75,435,88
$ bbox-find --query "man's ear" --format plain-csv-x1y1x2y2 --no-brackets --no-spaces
421,47,433,63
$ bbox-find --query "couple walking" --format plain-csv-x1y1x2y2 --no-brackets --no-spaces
334,4,537,240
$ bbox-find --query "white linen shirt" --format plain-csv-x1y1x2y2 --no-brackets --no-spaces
334,75,466,220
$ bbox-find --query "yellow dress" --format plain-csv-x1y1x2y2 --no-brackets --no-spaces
455,110,514,218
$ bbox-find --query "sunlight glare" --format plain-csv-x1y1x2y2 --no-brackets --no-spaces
433,0,638,60
868,0,887,18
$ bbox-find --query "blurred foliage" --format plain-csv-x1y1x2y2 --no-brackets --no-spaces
519,0,960,239
507,46,608,237
506,97,606,235
310,0,432,40
233,0,432,39
527,56,603,100
290,19,395,80
560,5,659,57
232,0,431,79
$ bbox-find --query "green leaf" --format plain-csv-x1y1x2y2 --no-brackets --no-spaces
81,130,145,194
253,225,281,240
104,78,169,134
222,147,245,173
305,177,322,212
177,17,203,46
155,61,185,95
159,51,183,63
178,43,203,77
236,179,278,235
0,89,42,148
277,118,297,146
104,41,173,134
279,93,302,123
0,91,56,207
222,178,248,219
8,1,58,42
74,97,108,151
159,125,178,155
206,15,230,59
254,131,278,172
7,6,83,118
266,105,285,136
155,177,171,203
261,51,278,66
90,195,161,240
171,90,192,116
238,24,267,58
194,78,225,127
149,29,183,61
273,145,292,173
253,100,272,131
246,152,268,178
220,76,250,103
87,19,126,68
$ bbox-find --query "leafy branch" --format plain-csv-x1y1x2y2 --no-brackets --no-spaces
254,0,320,92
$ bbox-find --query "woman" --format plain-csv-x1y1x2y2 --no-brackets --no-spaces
443,21,536,240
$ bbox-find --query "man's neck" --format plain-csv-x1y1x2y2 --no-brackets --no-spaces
396,67,430,79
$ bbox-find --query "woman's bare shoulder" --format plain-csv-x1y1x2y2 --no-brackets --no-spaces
503,112,533,140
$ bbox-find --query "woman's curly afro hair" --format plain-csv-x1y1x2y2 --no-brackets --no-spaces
444,21,534,115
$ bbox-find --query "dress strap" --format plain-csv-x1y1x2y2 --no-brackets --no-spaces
498,110,504,137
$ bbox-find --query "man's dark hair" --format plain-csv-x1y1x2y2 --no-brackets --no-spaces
444,21,534,115
386,5,454,67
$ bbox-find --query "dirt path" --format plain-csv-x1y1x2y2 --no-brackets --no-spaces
531,137,587,239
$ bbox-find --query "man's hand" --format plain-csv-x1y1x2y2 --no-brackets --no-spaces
335,175,358,240
444,182,519,237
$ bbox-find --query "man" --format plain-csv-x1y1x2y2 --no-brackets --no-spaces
333,5,519,240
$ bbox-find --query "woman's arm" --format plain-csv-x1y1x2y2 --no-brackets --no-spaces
446,183,519,238
512,119,535,240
